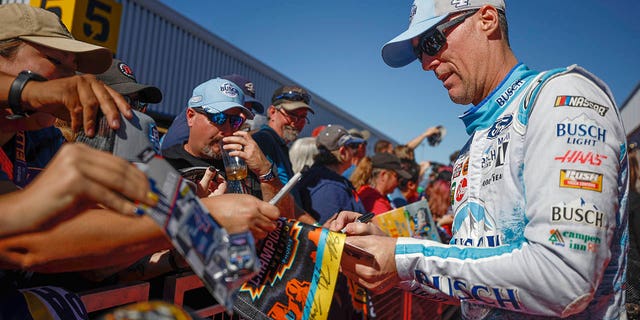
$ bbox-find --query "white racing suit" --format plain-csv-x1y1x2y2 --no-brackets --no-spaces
395,64,628,319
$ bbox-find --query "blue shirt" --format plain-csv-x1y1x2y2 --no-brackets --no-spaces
298,163,366,224
341,164,356,179
160,108,189,152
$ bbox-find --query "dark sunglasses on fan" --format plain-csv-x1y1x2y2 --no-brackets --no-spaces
192,107,245,130
272,91,311,104
413,9,478,59
123,96,149,112
346,141,366,149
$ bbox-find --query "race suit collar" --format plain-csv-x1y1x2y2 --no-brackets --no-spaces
459,63,539,135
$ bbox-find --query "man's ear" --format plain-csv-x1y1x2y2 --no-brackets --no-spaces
266,105,277,120
186,108,196,126
478,5,500,35
338,146,349,162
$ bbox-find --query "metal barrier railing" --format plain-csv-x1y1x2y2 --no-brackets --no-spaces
78,272,458,319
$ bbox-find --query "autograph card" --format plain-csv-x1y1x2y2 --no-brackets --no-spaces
76,112,259,311
136,155,259,310
373,200,441,242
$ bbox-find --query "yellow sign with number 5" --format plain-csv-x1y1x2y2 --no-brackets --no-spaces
30,0,122,54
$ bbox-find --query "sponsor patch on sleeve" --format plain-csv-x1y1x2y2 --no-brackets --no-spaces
559,169,603,192
554,96,609,117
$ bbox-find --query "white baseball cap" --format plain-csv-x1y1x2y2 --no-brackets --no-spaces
381,0,505,68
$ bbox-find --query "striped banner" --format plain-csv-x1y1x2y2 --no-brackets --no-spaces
235,219,345,320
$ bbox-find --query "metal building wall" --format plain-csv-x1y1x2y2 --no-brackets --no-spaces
0,0,395,144
115,0,394,142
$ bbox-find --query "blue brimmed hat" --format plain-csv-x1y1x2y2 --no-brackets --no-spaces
188,78,254,119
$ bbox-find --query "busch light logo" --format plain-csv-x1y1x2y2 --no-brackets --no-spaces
220,82,239,98
487,115,513,139
556,113,606,147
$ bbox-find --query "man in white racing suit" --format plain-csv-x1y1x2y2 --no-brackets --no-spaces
333,0,628,319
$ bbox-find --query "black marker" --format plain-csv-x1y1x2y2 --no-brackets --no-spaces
340,212,375,233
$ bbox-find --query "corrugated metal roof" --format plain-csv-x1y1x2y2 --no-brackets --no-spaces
1,0,395,144
115,0,394,142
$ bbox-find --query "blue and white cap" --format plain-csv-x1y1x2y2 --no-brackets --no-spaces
187,78,254,119
381,0,505,68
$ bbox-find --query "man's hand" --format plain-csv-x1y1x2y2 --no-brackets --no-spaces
223,131,272,176
3,143,157,235
340,235,401,294
200,194,280,239
18,74,133,136
196,166,226,197
424,126,440,138
329,211,387,236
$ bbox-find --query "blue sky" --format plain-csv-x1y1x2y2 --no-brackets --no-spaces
158,0,640,165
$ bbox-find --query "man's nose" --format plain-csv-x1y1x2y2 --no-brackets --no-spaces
221,120,235,136
420,54,437,71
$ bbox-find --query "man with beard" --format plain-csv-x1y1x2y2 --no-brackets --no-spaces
162,78,254,171
160,74,265,152
252,85,314,185
163,78,289,211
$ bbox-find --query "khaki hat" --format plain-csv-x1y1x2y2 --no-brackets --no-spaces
0,4,112,74
348,128,371,140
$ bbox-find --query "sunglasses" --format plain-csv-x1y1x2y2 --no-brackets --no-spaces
346,141,366,149
272,91,311,104
193,107,245,130
413,10,478,59
276,107,310,124
124,96,149,112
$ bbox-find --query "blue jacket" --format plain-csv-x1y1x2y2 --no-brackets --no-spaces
298,163,366,224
